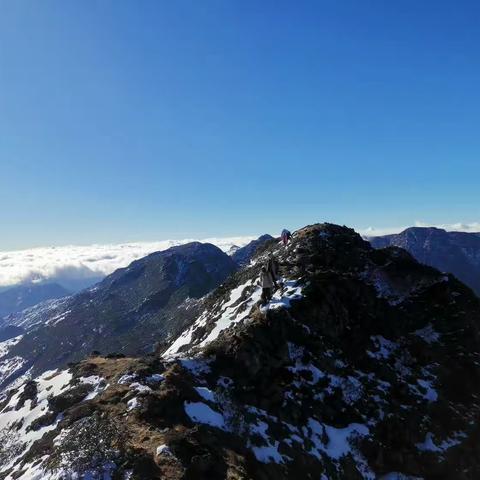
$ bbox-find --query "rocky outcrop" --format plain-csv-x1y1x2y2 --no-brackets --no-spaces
370,227,480,296
231,235,275,267
1,224,480,479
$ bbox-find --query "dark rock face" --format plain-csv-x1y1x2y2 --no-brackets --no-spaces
0,242,237,387
370,227,480,296
0,283,70,319
2,224,480,479
101,242,237,302
0,325,24,342
231,235,274,266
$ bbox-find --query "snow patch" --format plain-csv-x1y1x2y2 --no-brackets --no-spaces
248,417,289,464
146,373,165,384
414,324,440,344
156,444,173,456
0,356,26,386
0,369,73,474
367,336,397,360
308,419,370,460
127,397,140,411
199,280,257,346
79,375,107,400
267,280,303,310
117,373,137,385
129,382,151,394
163,313,207,356
417,379,438,402
184,401,226,429
416,431,466,452
195,386,216,403
0,335,23,357
179,358,212,376
380,473,423,480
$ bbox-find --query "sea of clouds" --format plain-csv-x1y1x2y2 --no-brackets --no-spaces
0,236,256,289
1,221,478,290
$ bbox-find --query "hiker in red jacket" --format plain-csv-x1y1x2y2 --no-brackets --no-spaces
281,229,292,246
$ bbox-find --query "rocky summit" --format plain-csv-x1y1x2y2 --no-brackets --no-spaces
370,227,480,296
1,224,480,480
231,235,274,267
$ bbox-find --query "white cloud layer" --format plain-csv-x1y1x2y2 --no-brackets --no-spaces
358,221,480,238
2,222,479,289
413,221,480,233
357,226,410,237
0,236,256,289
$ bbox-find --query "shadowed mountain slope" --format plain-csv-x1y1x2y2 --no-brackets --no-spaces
231,234,274,266
370,227,480,296
0,242,237,389
0,283,70,319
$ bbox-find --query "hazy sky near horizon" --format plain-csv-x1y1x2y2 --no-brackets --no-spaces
1,1,479,250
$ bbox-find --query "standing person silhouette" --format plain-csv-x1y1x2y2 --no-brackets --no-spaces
266,253,279,289
259,266,274,305
281,229,292,246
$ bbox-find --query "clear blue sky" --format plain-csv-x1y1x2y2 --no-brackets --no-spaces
1,1,479,249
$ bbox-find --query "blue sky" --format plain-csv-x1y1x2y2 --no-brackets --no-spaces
0,1,479,249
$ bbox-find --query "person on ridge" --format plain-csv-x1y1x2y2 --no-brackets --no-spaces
266,252,280,289
281,228,292,246
259,266,274,306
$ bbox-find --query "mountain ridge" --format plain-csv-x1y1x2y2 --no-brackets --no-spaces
0,283,70,319
369,226,480,296
231,234,274,266
1,223,479,479
0,242,237,389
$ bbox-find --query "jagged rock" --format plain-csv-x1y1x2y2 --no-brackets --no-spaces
231,235,275,266
14,380,37,410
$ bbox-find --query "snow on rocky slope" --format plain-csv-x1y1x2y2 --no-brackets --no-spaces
0,283,71,319
230,235,274,267
0,236,272,393
1,224,480,479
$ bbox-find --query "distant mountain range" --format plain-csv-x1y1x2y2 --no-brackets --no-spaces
231,234,274,265
0,282,70,318
0,241,240,388
6,225,480,392
370,227,480,295
2,224,480,479
0,235,274,390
